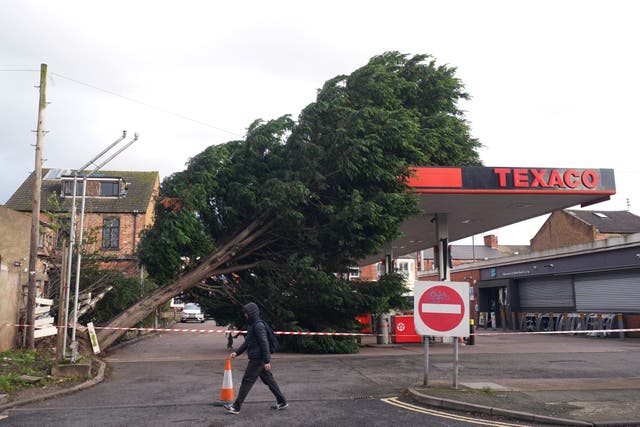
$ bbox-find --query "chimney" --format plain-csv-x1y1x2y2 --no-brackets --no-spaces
484,234,498,248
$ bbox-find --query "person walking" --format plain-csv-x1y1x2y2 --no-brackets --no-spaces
223,302,287,415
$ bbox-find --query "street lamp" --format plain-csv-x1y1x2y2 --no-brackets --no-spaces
61,131,140,362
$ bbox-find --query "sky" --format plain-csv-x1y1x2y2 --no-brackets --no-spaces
1,0,638,246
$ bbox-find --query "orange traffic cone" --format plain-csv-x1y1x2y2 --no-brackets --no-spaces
219,358,234,403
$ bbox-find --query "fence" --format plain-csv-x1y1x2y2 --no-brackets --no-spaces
519,312,620,337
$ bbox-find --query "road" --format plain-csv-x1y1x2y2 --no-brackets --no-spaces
2,321,639,426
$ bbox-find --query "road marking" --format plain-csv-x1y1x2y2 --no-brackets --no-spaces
381,397,530,427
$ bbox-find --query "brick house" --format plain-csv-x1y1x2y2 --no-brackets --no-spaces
354,234,527,300
531,210,640,252
0,207,31,351
5,168,160,277
0,204,60,350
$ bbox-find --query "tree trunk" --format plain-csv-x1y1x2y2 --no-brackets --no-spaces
96,218,271,350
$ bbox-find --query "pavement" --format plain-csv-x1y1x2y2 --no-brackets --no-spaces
408,378,640,427
2,328,640,426
396,332,640,427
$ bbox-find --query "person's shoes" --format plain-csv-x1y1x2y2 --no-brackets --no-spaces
270,402,289,410
223,403,239,414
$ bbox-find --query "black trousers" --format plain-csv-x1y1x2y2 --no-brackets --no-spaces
234,359,286,409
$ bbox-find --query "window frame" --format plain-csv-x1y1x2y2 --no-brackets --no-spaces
102,217,120,250
100,181,120,197
62,180,84,196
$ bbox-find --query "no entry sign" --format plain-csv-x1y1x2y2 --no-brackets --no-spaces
414,281,469,337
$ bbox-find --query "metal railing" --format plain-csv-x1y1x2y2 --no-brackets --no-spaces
519,312,618,337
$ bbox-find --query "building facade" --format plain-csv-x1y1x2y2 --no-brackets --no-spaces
3,169,160,349
5,168,160,276
531,209,640,251
418,212,640,337
0,207,32,350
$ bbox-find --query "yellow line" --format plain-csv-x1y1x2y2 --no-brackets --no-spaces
381,397,530,427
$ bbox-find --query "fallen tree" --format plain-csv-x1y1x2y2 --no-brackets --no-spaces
96,217,270,349
96,52,482,349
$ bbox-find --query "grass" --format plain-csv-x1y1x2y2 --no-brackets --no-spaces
0,349,57,394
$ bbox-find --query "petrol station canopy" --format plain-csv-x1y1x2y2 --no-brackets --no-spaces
360,166,616,264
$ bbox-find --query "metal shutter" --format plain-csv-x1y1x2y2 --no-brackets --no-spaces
574,270,640,312
519,276,574,310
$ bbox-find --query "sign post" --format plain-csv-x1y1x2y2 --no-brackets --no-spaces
414,281,469,388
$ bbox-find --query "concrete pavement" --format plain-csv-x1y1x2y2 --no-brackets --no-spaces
2,324,639,426
398,331,640,426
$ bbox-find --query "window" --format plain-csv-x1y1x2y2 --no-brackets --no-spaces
62,180,84,196
100,181,120,197
396,261,410,279
347,265,360,279
102,218,120,249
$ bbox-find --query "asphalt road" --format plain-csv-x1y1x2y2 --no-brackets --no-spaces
2,321,639,426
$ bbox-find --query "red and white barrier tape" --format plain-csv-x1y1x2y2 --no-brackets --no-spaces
92,326,370,336
2,322,639,337
0,323,370,336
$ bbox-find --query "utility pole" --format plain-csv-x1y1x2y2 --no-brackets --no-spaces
26,63,47,349
68,131,138,362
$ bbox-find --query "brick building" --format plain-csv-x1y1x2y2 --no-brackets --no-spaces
531,209,640,251
5,168,160,276
0,207,31,351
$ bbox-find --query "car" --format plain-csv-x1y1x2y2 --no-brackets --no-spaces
180,303,205,323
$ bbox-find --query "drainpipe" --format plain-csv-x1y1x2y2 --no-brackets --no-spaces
132,209,138,253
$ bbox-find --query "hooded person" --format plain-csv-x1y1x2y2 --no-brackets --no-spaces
224,302,288,414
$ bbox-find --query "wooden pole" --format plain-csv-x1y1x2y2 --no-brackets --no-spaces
25,63,47,349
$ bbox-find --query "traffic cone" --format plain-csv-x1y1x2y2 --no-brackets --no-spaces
218,358,234,404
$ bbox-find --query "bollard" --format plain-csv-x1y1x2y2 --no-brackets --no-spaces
376,314,390,345
618,313,625,340
468,318,475,345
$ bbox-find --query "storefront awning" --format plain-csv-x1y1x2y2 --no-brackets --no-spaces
359,166,615,264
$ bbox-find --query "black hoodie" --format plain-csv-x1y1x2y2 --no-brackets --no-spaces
234,302,270,364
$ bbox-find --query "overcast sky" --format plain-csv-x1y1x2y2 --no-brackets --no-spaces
1,0,638,245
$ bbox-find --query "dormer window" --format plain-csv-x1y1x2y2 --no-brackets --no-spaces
100,181,120,197
60,176,124,198
62,180,84,196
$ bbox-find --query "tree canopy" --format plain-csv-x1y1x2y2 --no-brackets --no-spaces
101,52,481,351
140,52,480,283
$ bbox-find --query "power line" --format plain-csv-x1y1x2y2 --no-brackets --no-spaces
49,72,243,137
0,68,39,72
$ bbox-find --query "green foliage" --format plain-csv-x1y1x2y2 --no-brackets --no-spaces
0,349,56,394
191,264,408,354
139,52,482,352
284,333,361,354
352,273,412,314
78,268,156,326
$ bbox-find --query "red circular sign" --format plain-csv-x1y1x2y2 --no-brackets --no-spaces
418,285,464,332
